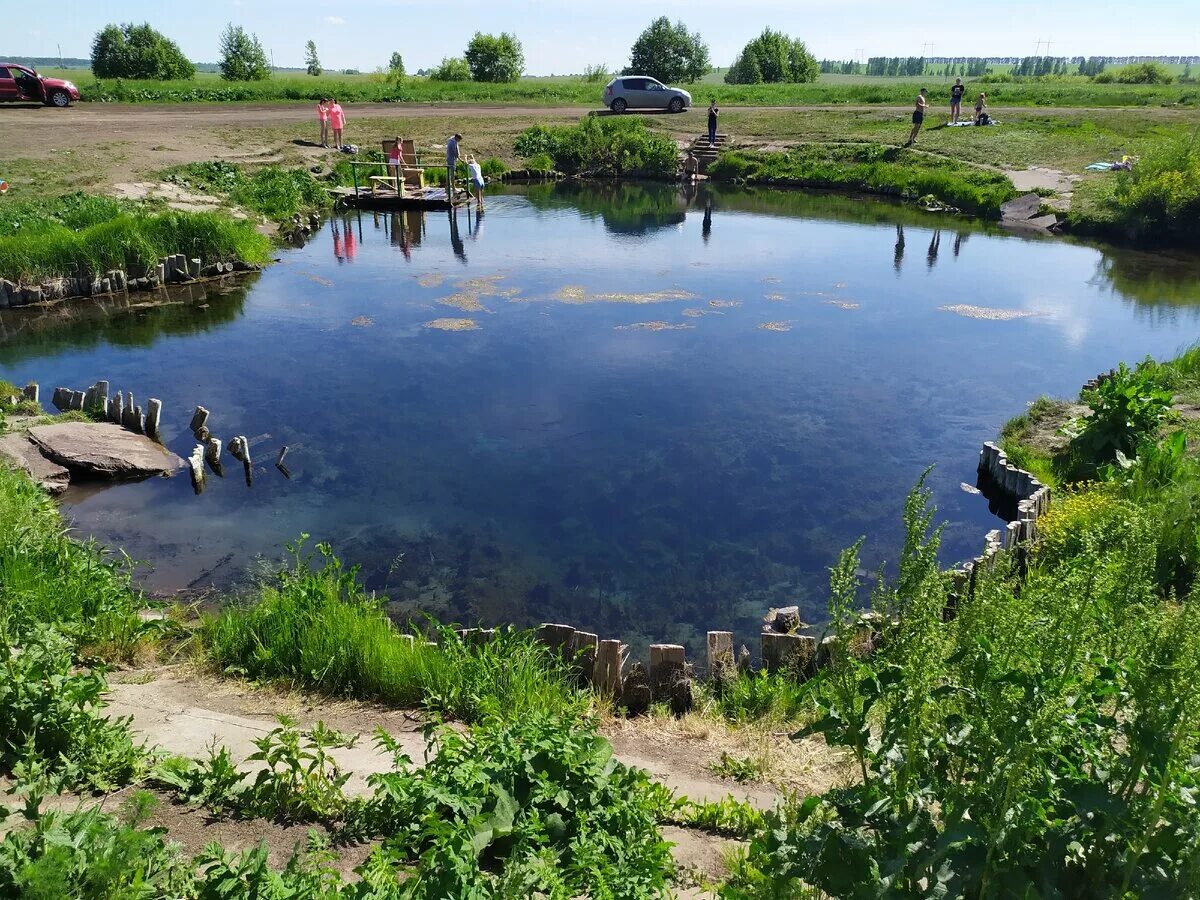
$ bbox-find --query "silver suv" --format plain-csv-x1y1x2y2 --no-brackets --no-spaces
603,76,692,113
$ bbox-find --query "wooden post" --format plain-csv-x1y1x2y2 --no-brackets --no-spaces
761,632,816,676
594,639,624,696
706,631,734,680
536,623,576,657
569,631,598,681
648,644,685,698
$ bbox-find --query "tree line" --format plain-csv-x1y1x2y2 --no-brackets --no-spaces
86,19,828,87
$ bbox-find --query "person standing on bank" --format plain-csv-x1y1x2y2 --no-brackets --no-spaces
707,100,719,146
317,98,330,147
905,88,928,147
446,133,462,200
950,78,965,123
329,99,346,149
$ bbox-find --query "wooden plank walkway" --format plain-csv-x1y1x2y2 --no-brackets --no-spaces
330,185,470,212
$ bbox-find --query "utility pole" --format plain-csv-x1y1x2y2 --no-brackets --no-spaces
270,49,275,73
57,43,63,70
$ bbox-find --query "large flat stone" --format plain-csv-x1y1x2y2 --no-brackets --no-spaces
0,432,71,494
27,422,185,479
1000,192,1042,221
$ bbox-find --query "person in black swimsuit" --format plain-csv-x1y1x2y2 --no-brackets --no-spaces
951,78,965,123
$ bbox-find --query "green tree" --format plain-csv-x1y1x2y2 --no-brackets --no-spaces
218,24,270,81
90,22,195,80
625,17,709,83
464,32,524,83
428,57,471,82
725,29,818,84
388,52,405,77
304,40,321,77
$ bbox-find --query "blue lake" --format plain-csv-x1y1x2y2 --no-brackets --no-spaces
3,183,1199,654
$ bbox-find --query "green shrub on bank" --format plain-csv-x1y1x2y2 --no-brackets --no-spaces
0,193,271,284
725,477,1200,898
1101,130,1200,245
169,161,331,222
709,145,1018,217
0,625,147,792
514,116,678,178
203,538,584,723
0,463,148,657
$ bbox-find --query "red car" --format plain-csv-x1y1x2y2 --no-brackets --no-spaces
0,63,80,107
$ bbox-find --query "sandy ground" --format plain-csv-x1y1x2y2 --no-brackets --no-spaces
83,665,828,891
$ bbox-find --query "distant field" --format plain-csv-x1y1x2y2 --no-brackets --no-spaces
34,68,1199,107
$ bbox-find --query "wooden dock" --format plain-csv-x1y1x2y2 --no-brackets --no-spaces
331,185,472,212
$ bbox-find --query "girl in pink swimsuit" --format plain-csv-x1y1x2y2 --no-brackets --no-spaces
329,100,346,150
317,99,329,147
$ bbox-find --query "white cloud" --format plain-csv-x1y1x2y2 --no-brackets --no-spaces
325,15,346,25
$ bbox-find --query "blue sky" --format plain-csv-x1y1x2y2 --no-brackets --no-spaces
20,1,1200,74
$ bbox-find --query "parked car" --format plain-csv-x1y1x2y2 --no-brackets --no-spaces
0,63,80,107
603,76,691,114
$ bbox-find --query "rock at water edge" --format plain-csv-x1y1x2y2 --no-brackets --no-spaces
28,422,186,479
0,433,71,495
145,399,162,439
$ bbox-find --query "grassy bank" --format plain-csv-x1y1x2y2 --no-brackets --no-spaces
165,161,332,223
0,194,272,285
75,72,1200,107
708,145,1018,217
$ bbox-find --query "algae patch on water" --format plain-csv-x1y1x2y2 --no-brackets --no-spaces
301,272,334,287
440,292,489,313
765,293,786,302
425,318,479,331
350,316,375,327
681,309,707,318
553,285,695,305
439,274,521,313
939,304,1040,321
615,321,695,331
417,273,445,288
759,321,792,332
708,300,741,309
824,300,860,310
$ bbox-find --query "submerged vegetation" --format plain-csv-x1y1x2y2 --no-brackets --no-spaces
708,145,1019,217
0,193,271,285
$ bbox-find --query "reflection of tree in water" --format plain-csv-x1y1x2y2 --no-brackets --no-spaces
1092,247,1200,312
0,281,252,365
522,181,687,236
894,224,905,274
953,231,969,257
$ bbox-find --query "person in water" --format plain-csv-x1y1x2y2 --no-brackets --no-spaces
950,78,965,123
466,155,486,210
683,150,699,181
905,89,928,146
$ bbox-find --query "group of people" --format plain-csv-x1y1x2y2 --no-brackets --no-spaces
316,99,346,149
906,79,990,146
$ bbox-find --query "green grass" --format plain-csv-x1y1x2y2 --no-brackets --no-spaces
203,538,586,724
709,144,1018,217
0,462,150,660
165,161,332,222
0,193,271,284
67,70,1200,107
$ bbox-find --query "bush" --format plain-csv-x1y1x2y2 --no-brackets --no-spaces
1065,360,1174,469
513,116,678,178
90,22,194,80
428,57,472,82
625,17,709,83
0,626,147,792
1105,129,1200,245
1114,61,1174,84
708,145,1018,217
526,152,555,173
464,32,524,83
582,64,609,83
725,29,819,85
356,713,674,894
